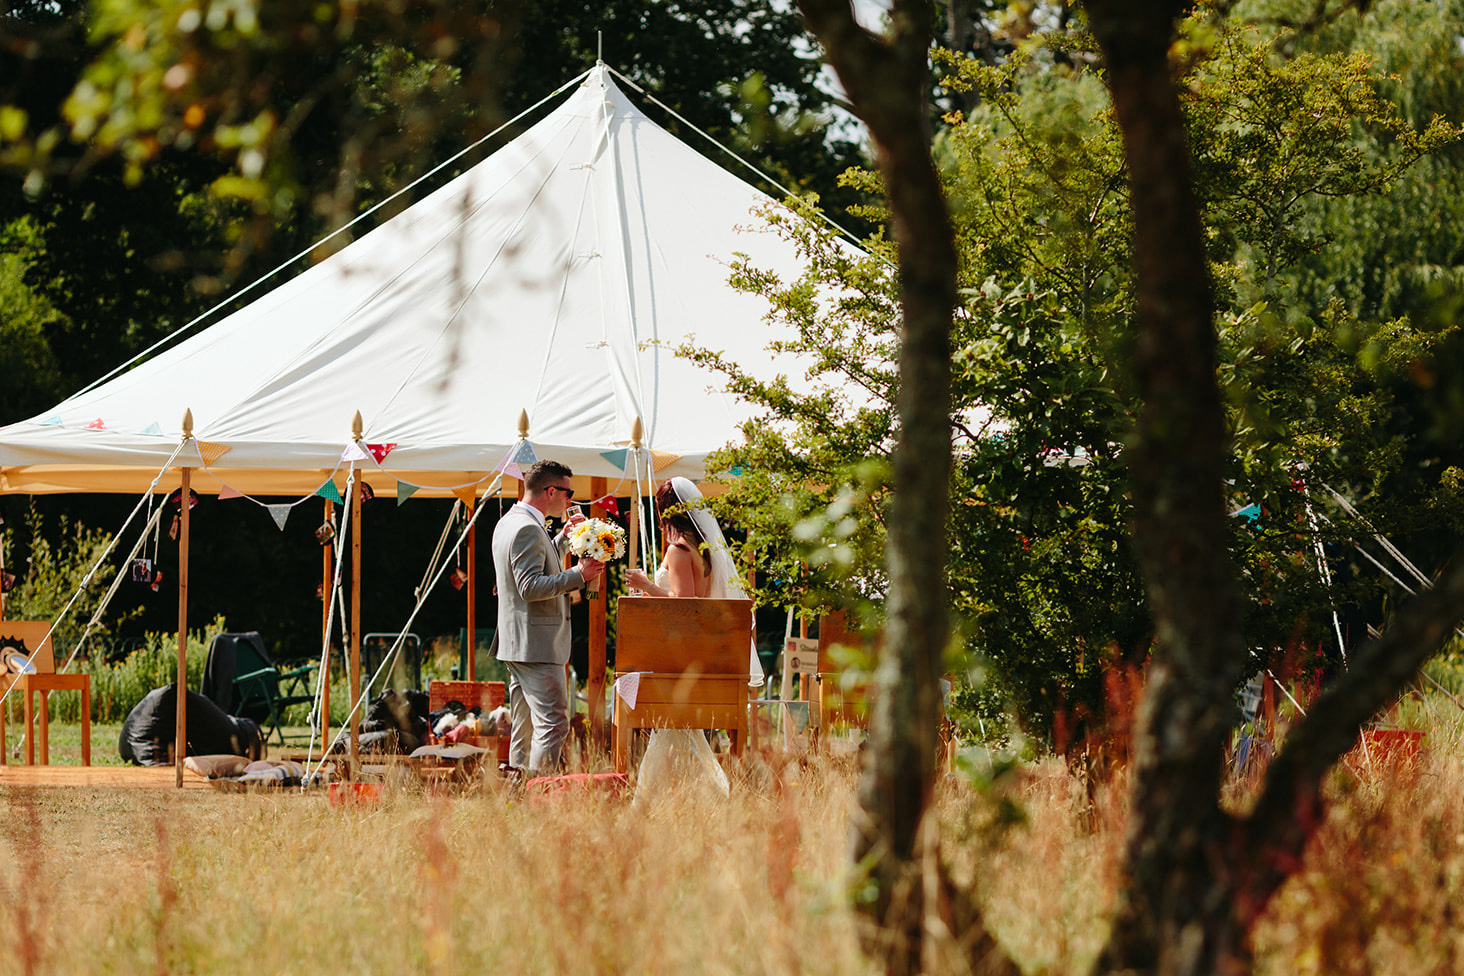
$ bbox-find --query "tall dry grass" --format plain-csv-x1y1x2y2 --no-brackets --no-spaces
0,758,876,976
6,698,1464,975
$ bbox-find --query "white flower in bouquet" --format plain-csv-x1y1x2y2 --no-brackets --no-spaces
567,518,627,562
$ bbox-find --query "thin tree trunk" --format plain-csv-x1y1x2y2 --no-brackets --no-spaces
794,1,969,972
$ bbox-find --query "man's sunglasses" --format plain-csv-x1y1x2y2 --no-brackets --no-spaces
545,485,575,500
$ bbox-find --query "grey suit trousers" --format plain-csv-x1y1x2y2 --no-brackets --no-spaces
506,659,570,772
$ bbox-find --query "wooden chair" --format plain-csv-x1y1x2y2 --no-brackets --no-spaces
613,597,753,774
0,621,90,766
816,610,869,735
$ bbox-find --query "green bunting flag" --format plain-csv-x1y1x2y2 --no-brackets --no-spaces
315,480,343,504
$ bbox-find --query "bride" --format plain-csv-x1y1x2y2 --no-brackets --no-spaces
625,477,764,800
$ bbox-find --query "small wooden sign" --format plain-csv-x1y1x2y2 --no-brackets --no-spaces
785,637,818,676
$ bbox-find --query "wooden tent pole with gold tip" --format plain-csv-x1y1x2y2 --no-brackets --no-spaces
176,408,193,789
588,475,609,750
321,498,334,755
349,411,363,777
628,417,643,572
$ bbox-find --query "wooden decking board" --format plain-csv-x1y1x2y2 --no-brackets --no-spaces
0,765,213,789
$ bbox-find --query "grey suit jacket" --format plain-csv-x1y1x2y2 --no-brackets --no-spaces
491,503,585,665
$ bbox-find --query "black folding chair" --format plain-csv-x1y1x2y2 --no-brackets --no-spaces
203,632,317,745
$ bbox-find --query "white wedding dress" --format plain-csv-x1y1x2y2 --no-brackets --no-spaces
633,561,732,802
630,477,764,804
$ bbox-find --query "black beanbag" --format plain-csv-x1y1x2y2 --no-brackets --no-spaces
119,683,265,765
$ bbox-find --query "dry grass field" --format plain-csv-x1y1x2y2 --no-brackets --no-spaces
2,699,1463,975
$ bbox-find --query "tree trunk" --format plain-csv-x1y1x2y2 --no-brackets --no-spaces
1086,4,1464,973
1085,2,1252,973
794,1,968,972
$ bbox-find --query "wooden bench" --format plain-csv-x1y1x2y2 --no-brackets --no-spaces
613,597,753,774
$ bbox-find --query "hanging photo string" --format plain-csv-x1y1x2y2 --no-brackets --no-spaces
59,500,169,673
0,439,189,712
450,504,469,590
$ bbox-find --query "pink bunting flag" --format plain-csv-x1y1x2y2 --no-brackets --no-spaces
368,443,396,464
218,484,244,500
85,418,105,430
340,441,370,463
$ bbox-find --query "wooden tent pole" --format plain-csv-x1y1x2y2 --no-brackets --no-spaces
175,410,193,789
466,494,476,681
321,498,333,755
588,476,608,750
349,412,363,776
628,417,643,572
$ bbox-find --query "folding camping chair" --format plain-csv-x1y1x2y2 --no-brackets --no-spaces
203,632,317,745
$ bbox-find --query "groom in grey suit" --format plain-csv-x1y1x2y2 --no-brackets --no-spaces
492,459,604,772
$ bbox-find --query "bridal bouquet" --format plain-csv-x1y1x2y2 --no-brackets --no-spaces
567,518,627,562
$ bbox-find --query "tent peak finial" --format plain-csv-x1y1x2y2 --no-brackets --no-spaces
351,410,363,441
631,416,643,448
181,408,193,439
518,409,530,439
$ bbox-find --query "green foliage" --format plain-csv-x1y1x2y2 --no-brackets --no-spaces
2,506,121,665
702,8,1464,749
65,617,222,723
0,218,65,420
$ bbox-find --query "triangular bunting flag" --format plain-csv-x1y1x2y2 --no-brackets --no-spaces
396,482,419,506
218,484,244,500
141,421,164,436
315,480,344,504
39,416,61,426
196,441,231,466
593,494,620,518
599,448,630,472
340,441,371,463
367,442,396,464
85,418,105,430
267,505,291,531
511,440,538,465
649,449,681,473
452,485,479,506
502,461,522,481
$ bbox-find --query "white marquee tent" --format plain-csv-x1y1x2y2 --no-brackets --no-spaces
0,63,844,500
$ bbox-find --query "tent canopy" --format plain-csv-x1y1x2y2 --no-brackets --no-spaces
0,65,843,499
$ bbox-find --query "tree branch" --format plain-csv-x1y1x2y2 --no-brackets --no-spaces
1234,550,1464,921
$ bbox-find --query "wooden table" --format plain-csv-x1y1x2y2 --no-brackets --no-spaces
0,673,91,766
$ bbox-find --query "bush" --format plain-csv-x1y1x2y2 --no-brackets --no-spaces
56,616,225,723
